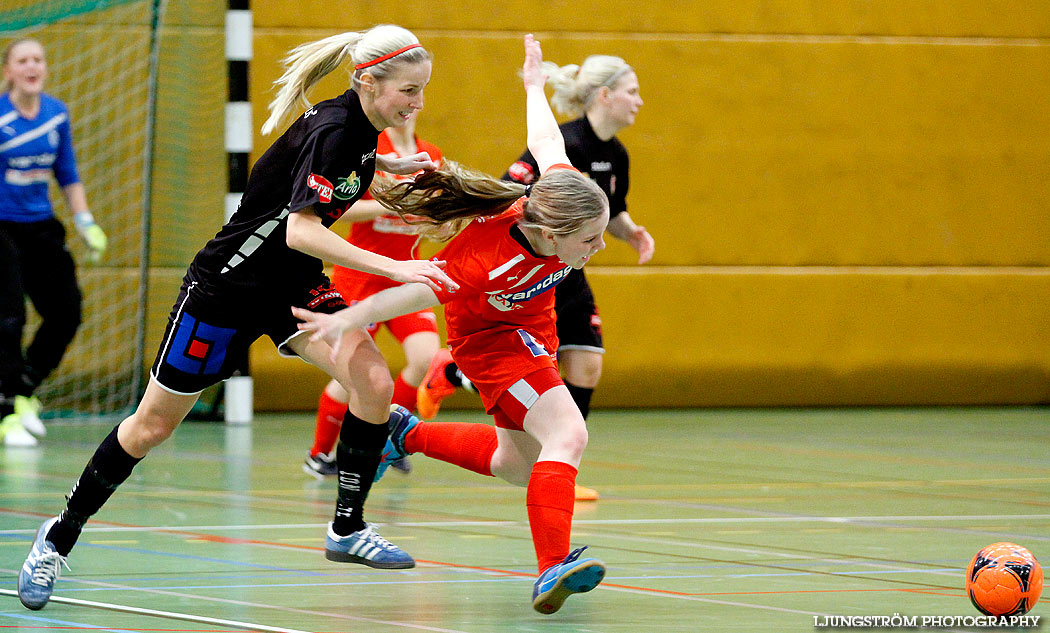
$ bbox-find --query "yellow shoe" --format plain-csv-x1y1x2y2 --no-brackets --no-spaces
1,413,38,447
14,395,45,437
574,484,599,501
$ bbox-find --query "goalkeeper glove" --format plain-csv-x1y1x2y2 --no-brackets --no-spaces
73,212,107,263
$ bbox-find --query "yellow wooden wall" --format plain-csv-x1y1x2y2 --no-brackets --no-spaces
239,2,1050,408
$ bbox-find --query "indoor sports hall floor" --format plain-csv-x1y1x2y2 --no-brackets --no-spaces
2,407,1048,632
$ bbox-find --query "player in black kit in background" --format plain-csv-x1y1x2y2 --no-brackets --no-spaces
416,53,653,501
17,24,458,612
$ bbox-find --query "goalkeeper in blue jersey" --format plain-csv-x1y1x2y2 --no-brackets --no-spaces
0,38,107,446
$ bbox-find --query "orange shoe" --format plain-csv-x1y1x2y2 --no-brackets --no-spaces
574,484,599,501
417,348,456,420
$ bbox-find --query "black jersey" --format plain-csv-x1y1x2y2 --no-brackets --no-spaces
503,116,629,219
190,89,380,292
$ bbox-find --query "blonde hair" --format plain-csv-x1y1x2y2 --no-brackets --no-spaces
543,55,633,117
374,162,608,241
1,38,44,93
261,24,429,135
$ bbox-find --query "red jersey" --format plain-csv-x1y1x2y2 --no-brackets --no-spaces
431,176,576,409
332,132,443,296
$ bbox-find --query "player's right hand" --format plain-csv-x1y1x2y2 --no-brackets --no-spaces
387,258,459,294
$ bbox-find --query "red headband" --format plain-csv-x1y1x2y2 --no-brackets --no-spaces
354,43,422,70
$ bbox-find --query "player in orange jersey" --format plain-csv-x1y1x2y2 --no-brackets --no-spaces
293,34,608,615
303,111,443,479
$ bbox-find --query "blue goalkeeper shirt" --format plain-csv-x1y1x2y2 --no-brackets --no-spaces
0,92,80,223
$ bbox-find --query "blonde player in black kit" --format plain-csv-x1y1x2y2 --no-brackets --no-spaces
18,24,458,611
417,53,652,501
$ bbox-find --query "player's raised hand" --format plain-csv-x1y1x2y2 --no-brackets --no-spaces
522,34,546,92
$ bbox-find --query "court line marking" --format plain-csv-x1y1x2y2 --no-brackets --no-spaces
0,589,311,633
4,513,1050,535
0,611,148,633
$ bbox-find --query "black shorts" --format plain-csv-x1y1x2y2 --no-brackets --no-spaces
553,267,603,353
150,270,346,395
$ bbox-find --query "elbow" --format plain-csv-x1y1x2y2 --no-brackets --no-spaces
285,216,307,252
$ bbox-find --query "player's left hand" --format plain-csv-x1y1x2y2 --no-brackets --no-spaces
628,225,655,264
291,306,352,348
74,212,107,263
377,151,437,176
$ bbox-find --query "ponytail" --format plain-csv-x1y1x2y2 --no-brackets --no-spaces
262,32,363,135
545,55,632,117
261,24,429,135
374,162,608,241
373,160,525,241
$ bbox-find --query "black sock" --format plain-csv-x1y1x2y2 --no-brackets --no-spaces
332,410,388,536
564,382,594,420
48,424,142,556
0,394,13,418
444,362,473,393
19,367,42,396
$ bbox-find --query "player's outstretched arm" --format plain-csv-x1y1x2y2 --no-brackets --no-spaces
286,208,457,292
292,283,440,355
523,34,570,173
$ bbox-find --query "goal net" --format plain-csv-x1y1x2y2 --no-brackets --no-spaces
2,0,159,418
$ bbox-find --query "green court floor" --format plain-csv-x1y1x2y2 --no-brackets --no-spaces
2,407,1048,632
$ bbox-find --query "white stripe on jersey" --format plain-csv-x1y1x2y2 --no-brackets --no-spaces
487,254,525,280
504,264,545,290
221,206,291,274
0,113,67,153
0,111,19,128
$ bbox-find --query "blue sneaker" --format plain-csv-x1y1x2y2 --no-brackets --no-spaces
374,405,420,482
324,522,415,569
532,546,606,614
18,517,67,610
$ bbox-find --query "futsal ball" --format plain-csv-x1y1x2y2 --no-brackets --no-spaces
966,542,1043,617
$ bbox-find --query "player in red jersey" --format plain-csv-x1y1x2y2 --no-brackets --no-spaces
304,112,443,478
294,34,608,615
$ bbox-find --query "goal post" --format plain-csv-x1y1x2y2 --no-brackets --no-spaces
2,0,161,418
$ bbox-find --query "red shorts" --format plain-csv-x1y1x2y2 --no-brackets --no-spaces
491,367,564,430
449,326,562,428
335,277,438,342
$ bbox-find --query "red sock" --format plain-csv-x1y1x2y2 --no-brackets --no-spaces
391,372,418,412
526,460,578,573
312,390,346,456
404,422,497,477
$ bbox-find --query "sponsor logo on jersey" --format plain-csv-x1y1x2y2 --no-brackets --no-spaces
508,160,536,184
307,173,334,203
307,283,345,309
362,149,376,162
590,161,612,172
8,153,56,169
304,108,317,119
486,265,572,312
333,171,361,200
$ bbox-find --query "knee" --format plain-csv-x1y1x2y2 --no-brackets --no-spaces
400,357,429,386
357,368,395,409
41,300,82,336
564,354,602,389
549,421,588,462
123,409,179,453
